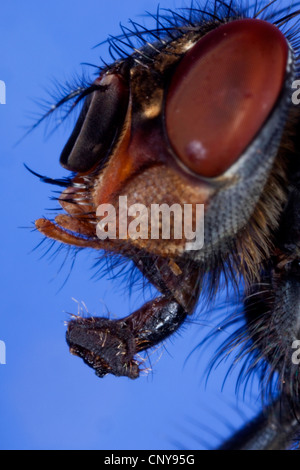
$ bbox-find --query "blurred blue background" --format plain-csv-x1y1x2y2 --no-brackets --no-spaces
0,0,268,450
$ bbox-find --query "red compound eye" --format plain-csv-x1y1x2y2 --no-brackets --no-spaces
165,19,289,178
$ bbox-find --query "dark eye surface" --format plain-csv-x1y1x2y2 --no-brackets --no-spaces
60,74,129,173
165,19,289,178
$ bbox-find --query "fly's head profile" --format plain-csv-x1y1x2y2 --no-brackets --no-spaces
28,0,300,411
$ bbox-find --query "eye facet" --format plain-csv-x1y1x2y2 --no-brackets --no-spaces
60,73,129,173
165,19,289,178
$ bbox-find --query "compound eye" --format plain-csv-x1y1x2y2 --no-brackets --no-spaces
165,19,288,178
60,74,129,173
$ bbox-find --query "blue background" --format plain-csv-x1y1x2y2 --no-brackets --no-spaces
0,0,268,450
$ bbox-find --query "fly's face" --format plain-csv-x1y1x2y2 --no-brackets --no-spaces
31,0,300,415
36,12,294,276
